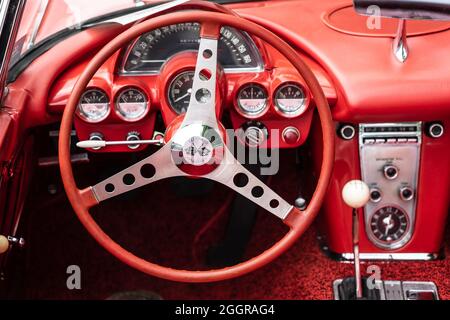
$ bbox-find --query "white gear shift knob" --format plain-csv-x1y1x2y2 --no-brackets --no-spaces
342,180,370,209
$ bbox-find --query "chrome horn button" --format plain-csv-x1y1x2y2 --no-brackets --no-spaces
170,123,224,176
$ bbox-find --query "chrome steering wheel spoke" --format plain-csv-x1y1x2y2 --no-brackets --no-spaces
205,148,293,220
91,144,182,203
181,32,220,130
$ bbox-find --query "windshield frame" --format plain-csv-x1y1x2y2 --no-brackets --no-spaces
7,0,264,83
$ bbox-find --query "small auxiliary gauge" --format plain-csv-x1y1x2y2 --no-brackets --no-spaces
116,88,149,121
274,83,307,117
236,84,268,117
77,89,110,123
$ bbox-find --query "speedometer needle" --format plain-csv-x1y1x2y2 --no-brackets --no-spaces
174,89,192,103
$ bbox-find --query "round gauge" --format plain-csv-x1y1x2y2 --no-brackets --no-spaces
168,71,207,114
77,89,110,123
116,88,149,121
236,84,268,117
370,206,409,243
274,83,307,116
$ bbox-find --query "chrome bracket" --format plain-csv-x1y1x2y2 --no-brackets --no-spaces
393,19,408,63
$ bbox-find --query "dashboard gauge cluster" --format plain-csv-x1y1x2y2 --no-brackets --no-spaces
122,23,263,74
234,82,309,119
77,87,150,123
77,89,110,123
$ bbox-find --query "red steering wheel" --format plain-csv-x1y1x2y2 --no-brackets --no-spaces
59,10,334,283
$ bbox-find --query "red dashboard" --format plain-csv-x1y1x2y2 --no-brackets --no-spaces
1,0,449,280
46,28,336,152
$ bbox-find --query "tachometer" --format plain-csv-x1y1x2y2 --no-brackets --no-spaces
77,89,110,123
123,23,262,74
274,83,307,117
168,71,207,114
115,88,149,121
236,84,268,117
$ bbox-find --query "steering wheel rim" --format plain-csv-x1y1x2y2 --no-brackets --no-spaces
59,11,335,283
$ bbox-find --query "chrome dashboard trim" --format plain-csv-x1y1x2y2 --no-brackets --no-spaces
359,122,422,250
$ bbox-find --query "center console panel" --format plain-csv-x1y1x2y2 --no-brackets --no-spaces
315,120,450,260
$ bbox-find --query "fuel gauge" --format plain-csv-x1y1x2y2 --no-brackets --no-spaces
236,84,268,117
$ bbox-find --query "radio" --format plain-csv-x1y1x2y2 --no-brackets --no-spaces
359,123,421,250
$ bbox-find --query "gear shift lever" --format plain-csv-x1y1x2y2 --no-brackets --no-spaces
342,180,370,299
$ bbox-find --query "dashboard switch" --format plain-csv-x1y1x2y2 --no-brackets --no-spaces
370,188,382,203
427,122,444,138
127,132,141,150
383,165,399,180
88,133,104,150
400,186,414,201
282,127,300,145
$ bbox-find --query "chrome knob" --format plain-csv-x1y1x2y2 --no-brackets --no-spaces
399,186,414,201
369,188,382,203
383,165,399,180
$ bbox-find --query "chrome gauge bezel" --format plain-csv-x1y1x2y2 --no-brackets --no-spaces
236,83,269,118
273,83,308,117
77,88,111,123
115,87,150,122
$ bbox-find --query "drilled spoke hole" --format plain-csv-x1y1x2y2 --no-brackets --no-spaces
252,186,264,198
270,199,280,209
233,173,249,188
200,69,212,81
123,174,136,186
105,184,115,193
196,88,211,104
141,164,156,179
203,49,213,59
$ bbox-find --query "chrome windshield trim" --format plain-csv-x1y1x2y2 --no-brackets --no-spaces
26,0,49,51
84,0,190,27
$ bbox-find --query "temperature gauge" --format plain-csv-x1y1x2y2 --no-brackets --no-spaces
77,89,110,123
236,84,268,117
116,88,149,121
274,83,307,117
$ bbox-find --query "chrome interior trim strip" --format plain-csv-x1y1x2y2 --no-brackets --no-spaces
26,0,49,50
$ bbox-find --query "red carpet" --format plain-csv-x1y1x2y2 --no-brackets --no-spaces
8,153,450,300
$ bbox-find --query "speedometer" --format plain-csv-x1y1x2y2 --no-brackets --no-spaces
123,23,262,74
77,89,110,123
115,88,149,121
